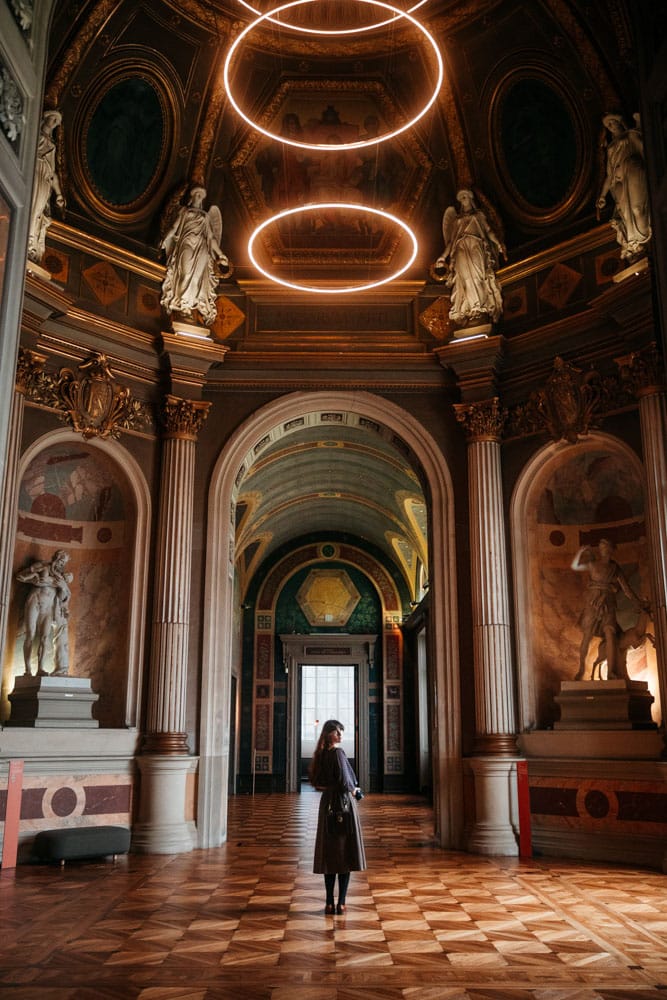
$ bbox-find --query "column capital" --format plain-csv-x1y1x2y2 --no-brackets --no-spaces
615,343,666,398
434,334,506,402
454,397,507,442
161,394,211,440
15,347,47,395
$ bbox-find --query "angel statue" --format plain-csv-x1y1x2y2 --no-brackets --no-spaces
27,109,65,264
435,189,506,328
597,112,651,264
160,186,229,328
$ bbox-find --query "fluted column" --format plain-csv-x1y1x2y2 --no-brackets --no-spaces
454,397,519,854
133,394,209,854
616,346,667,731
0,350,46,711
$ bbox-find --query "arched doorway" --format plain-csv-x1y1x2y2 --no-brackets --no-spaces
199,391,461,850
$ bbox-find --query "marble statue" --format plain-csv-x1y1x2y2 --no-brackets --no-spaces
597,112,651,264
27,109,65,264
571,539,649,681
160,186,228,327
16,549,73,677
435,189,506,327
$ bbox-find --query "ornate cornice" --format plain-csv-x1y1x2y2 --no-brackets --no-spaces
161,394,211,441
454,397,506,442
615,344,666,398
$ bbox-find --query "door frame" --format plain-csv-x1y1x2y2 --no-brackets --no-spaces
281,633,377,793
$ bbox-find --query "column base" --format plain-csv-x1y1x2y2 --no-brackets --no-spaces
132,754,198,854
466,756,520,856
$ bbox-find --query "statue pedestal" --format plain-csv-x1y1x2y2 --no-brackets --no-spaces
554,679,656,731
7,675,99,728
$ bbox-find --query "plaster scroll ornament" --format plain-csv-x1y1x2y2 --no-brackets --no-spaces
433,189,506,328
27,109,65,263
597,112,651,265
16,549,73,677
0,65,26,143
160,186,230,328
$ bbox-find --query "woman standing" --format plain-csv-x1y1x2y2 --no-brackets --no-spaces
309,720,366,915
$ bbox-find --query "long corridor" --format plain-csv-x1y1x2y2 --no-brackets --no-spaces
2,788,667,999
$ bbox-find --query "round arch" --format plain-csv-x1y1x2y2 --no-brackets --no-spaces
198,390,462,850
510,431,648,732
11,428,151,729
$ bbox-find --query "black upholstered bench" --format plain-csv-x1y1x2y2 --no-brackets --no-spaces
31,825,131,867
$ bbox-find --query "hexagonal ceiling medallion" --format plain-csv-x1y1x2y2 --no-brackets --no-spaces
297,568,360,626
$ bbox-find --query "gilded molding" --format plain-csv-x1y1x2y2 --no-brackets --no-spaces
454,397,506,442
615,344,666,398
142,731,190,755
15,348,47,396
161,394,211,440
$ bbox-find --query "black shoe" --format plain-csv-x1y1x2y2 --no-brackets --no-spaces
336,903,346,914
325,903,335,914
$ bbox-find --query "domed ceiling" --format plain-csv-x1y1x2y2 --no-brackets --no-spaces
40,0,639,598
46,0,635,279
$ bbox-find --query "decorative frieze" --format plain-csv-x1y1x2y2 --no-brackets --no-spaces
0,64,25,144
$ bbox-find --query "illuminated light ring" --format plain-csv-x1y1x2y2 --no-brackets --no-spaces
223,0,443,152
235,0,429,35
248,201,418,294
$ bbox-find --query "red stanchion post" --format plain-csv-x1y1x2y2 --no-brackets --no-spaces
516,759,532,859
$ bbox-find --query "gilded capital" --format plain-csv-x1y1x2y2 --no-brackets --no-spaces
615,344,666,397
15,348,47,396
161,394,211,440
454,397,506,442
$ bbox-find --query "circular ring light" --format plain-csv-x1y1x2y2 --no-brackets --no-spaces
235,0,429,35
247,202,418,293
223,0,443,151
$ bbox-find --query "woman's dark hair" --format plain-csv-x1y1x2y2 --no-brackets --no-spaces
308,719,344,786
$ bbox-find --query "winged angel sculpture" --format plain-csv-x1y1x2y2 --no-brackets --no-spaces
160,186,229,328
435,189,505,328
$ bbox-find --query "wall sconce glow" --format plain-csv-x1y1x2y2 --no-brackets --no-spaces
248,202,418,293
223,0,443,151
236,0,429,34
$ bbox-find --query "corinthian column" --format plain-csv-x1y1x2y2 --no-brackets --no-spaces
616,346,667,731
454,397,519,854
133,394,210,854
0,350,46,711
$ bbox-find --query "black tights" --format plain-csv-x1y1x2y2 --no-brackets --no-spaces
324,872,350,905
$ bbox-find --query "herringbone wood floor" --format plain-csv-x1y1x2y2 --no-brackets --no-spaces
2,788,667,998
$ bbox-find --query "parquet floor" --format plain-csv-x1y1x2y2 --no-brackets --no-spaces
2,788,667,999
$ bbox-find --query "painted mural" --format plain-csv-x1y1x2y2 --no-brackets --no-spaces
525,445,657,729
5,442,135,727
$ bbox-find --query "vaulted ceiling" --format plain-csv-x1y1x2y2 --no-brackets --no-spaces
41,0,640,596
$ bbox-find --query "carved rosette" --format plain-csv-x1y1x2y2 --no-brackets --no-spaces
454,397,506,442
161,395,211,441
54,353,150,440
15,348,47,396
615,344,666,398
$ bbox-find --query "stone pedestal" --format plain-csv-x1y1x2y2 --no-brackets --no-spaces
7,675,99,727
555,679,656,730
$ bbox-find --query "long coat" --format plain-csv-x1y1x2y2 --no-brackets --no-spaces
313,746,366,874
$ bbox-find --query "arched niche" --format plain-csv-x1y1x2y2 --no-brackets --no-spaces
199,390,461,851
511,432,658,732
3,429,151,729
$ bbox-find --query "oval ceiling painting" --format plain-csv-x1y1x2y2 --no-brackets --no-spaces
84,76,166,209
495,74,581,218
